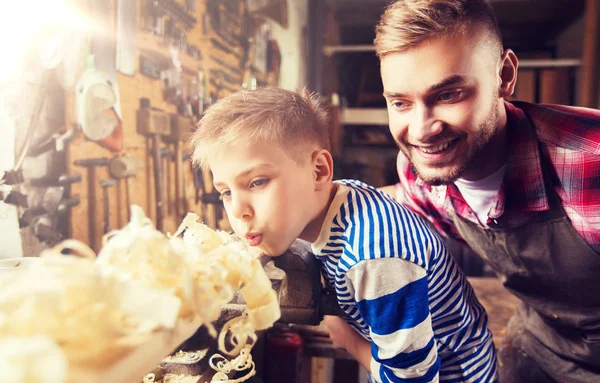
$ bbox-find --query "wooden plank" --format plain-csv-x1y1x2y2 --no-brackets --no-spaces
580,0,600,107
539,69,570,105
514,69,537,103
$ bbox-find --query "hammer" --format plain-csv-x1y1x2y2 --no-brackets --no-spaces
74,157,109,252
108,155,141,221
166,114,195,218
137,99,171,231
159,146,173,216
100,179,117,234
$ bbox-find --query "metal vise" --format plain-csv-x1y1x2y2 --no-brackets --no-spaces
271,241,344,325
219,240,344,326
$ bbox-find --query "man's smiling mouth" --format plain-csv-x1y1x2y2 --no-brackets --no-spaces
413,137,460,154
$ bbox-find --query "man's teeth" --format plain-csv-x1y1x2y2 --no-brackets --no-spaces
420,142,451,154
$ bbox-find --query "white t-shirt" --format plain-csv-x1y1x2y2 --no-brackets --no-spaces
454,164,507,226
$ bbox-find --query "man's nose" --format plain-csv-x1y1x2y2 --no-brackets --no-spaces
229,195,253,221
409,105,443,143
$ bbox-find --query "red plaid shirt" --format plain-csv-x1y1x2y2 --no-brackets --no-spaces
394,101,600,254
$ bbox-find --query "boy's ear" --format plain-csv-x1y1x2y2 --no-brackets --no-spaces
312,149,334,191
498,49,518,98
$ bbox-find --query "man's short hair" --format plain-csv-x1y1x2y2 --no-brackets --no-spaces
374,0,503,57
191,87,330,169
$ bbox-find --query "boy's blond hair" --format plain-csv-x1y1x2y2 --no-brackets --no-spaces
374,0,502,58
191,87,330,169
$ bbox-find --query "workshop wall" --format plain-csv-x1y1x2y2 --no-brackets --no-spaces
63,0,298,253
0,0,311,257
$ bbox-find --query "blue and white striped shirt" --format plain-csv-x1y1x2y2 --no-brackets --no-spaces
312,180,497,383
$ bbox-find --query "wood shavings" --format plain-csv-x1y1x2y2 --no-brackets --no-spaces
162,349,208,365
209,344,256,383
0,205,280,383
163,374,201,383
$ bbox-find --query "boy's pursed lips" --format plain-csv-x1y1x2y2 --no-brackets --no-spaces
244,232,263,247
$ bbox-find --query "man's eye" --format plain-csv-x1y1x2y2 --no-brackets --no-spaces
390,101,409,111
219,190,231,200
251,179,268,188
438,90,462,102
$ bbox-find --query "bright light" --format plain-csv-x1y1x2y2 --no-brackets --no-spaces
0,0,93,84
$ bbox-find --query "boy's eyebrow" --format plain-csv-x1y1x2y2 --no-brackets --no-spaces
213,163,273,189
383,75,468,98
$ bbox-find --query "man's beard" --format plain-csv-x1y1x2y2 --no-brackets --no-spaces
401,99,500,186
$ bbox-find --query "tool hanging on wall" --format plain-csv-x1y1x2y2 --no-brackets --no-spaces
27,128,75,157
74,157,109,252
100,179,117,234
167,114,194,218
137,99,171,232
108,155,141,221
159,146,173,216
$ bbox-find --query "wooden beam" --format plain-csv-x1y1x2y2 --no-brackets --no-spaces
580,0,600,107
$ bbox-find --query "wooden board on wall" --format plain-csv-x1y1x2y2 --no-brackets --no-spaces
66,0,250,252
540,68,570,104
513,69,537,103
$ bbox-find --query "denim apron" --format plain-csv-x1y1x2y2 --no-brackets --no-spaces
447,156,600,382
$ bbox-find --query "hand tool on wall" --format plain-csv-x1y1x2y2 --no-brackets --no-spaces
31,215,63,246
27,128,75,157
210,55,242,76
159,146,173,216
100,179,117,234
57,195,81,215
210,37,241,58
26,187,65,217
30,174,82,188
108,156,141,220
137,100,171,232
74,157,109,252
182,153,191,216
0,187,28,208
167,114,195,217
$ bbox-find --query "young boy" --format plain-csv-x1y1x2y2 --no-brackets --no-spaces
191,87,497,382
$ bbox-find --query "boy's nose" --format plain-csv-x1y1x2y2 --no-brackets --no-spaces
230,196,253,221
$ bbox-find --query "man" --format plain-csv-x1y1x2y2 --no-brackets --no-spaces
374,0,600,382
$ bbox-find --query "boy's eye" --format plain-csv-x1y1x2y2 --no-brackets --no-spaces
219,190,231,200
251,179,268,188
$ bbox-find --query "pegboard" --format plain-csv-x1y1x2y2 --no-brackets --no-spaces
65,0,268,252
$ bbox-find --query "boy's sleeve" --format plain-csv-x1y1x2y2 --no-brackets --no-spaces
346,258,440,383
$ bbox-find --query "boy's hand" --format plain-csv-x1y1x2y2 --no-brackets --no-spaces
325,315,358,350
324,315,372,372
324,315,355,350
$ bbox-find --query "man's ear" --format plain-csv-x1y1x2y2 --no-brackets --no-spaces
498,49,518,98
312,149,334,191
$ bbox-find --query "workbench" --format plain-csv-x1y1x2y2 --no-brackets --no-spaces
147,277,520,383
